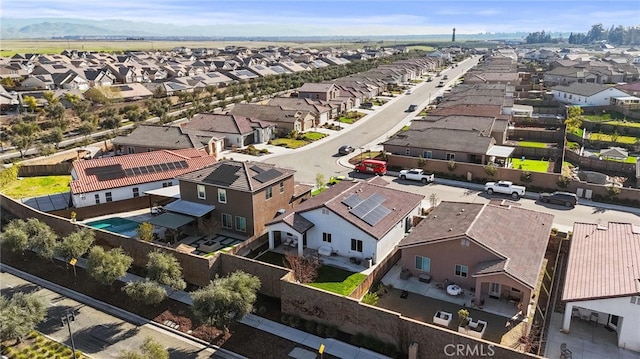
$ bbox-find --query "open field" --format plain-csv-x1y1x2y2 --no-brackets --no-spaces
1,39,432,56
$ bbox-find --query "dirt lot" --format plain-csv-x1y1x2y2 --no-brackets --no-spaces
0,249,339,359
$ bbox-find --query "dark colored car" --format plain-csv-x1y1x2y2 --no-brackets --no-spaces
338,145,355,155
539,191,578,207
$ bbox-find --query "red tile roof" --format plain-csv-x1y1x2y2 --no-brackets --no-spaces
563,222,640,301
71,149,217,194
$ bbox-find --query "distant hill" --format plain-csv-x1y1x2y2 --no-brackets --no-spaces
0,17,531,40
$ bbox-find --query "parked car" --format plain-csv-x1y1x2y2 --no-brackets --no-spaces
398,169,434,184
443,75,449,80
437,81,445,87
338,145,355,155
406,104,418,112
354,159,387,175
405,90,412,95
484,181,526,198
539,191,578,207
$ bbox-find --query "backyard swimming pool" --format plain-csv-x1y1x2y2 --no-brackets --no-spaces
86,217,141,236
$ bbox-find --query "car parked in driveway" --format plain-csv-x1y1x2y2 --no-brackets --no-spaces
539,191,578,207
338,145,355,155
398,169,434,184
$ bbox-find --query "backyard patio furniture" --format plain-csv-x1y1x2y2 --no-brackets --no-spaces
560,343,572,359
418,274,431,283
400,268,411,280
400,290,409,299
433,311,452,327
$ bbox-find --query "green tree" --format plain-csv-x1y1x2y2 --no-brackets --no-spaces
122,280,167,305
23,95,38,112
0,293,47,344
315,173,326,191
565,106,583,132
78,121,96,139
117,337,169,359
1,218,58,259
44,127,64,149
42,91,59,105
146,251,186,293
56,228,95,262
136,222,155,242
0,77,15,88
192,271,261,332
72,99,91,116
87,246,133,286
10,121,40,158
0,225,30,253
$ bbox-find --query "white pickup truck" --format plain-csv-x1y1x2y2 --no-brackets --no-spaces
398,169,435,184
484,181,526,198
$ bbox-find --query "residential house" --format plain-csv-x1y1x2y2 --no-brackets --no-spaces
82,69,116,87
267,97,337,125
383,115,511,165
561,222,640,352
52,70,89,91
266,178,424,261
176,160,308,239
183,113,276,148
70,149,217,208
229,103,316,135
399,201,554,315
0,84,19,112
112,124,222,156
298,83,340,101
110,83,154,101
19,74,55,90
551,82,630,106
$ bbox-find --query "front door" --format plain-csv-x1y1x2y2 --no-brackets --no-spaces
607,315,619,331
489,283,501,299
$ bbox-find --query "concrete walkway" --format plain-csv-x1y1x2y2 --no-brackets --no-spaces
1,261,390,359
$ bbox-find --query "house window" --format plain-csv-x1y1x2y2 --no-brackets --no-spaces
105,192,113,202
266,187,273,200
455,264,468,278
351,238,363,252
218,189,227,203
322,208,329,215
127,147,135,154
132,187,139,198
446,153,455,161
279,181,285,193
94,194,100,204
322,232,332,243
415,256,430,272
197,185,206,199
405,148,411,155
460,239,470,247
569,95,572,100
221,213,232,229
631,296,640,305
162,181,173,187
147,148,153,152
423,151,432,159
235,216,247,232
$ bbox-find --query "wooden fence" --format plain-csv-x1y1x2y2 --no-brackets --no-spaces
348,247,401,299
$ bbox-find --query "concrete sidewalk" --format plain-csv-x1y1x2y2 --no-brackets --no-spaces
2,261,391,359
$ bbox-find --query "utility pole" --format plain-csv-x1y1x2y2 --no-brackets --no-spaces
61,311,77,359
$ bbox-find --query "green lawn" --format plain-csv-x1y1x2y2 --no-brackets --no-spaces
605,121,640,128
599,155,637,164
584,112,626,122
302,132,327,141
0,175,71,198
517,141,547,148
2,331,86,359
268,138,308,148
512,159,549,173
308,266,367,296
589,133,638,144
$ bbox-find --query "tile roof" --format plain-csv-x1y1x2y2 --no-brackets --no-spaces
71,149,216,194
563,222,640,301
186,113,274,135
551,82,611,97
268,180,424,240
383,128,495,154
176,160,295,192
112,125,202,149
399,201,554,288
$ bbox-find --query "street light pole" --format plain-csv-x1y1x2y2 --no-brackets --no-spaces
61,311,77,359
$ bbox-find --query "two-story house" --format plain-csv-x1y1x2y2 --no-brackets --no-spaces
176,160,309,239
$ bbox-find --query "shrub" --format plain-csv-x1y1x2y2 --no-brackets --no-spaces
520,171,532,183
606,185,621,196
447,160,457,171
362,292,379,305
557,175,570,188
315,323,326,337
304,320,317,333
484,163,497,177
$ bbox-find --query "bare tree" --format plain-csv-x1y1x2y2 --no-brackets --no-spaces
284,252,320,283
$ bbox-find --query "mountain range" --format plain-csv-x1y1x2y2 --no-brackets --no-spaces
1,18,540,40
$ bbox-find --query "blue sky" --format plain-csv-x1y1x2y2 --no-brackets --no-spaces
2,0,639,36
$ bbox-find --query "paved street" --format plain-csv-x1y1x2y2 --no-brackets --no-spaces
0,271,227,359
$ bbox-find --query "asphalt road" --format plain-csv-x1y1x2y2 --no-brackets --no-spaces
265,56,481,184
0,270,228,359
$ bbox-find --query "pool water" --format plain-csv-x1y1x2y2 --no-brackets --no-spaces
86,217,141,235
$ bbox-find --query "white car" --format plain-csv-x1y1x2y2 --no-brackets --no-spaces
398,169,434,184
484,181,526,199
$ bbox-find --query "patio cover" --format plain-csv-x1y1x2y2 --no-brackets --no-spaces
144,186,181,198
163,199,215,217
146,212,195,229
486,145,515,158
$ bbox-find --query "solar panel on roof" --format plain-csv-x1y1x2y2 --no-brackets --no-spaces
85,164,125,181
132,167,142,175
166,162,176,170
153,164,163,172
159,163,169,171
253,168,282,183
342,194,364,208
124,169,135,176
361,205,392,226
178,161,188,168
139,166,149,174
204,164,240,186
250,165,264,173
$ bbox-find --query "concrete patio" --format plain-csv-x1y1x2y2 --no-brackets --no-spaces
545,311,640,359
270,245,377,275
380,264,523,319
